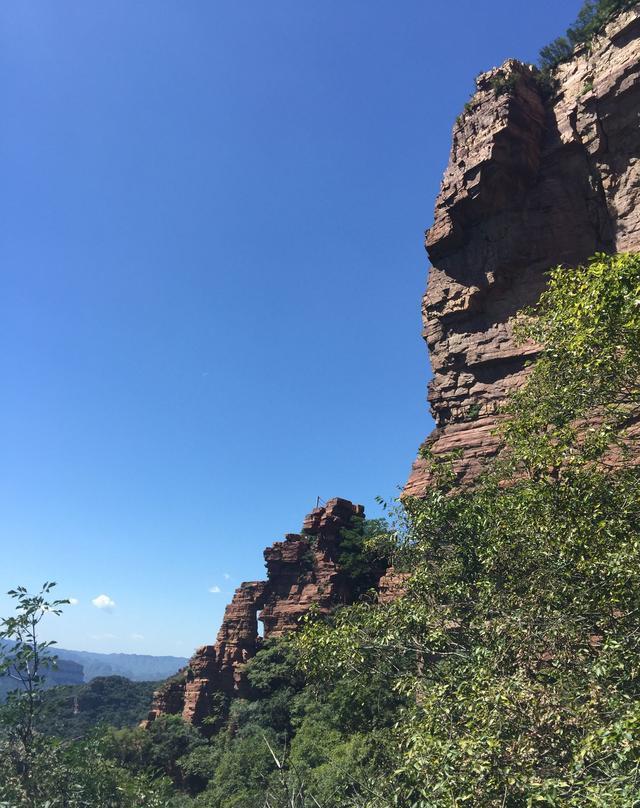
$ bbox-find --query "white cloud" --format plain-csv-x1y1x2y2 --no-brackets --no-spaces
130,633,144,641
223,573,231,580
92,594,116,610
68,598,79,606
208,585,221,594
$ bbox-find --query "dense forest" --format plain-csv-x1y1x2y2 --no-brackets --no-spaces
38,677,158,739
2,252,639,806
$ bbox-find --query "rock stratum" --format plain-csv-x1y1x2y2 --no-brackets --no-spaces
405,4,640,495
147,498,396,728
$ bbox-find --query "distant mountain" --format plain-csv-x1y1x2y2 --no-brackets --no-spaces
54,648,188,682
0,641,187,700
0,654,84,702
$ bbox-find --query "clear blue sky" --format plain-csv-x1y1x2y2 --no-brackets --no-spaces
1,1,582,656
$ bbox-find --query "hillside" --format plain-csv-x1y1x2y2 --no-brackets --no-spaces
39,676,157,739
0,655,83,702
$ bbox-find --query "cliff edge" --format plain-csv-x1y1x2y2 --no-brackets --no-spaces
405,4,640,495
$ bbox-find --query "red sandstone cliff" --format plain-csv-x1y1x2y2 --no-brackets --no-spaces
149,5,640,731
146,498,379,728
405,5,640,495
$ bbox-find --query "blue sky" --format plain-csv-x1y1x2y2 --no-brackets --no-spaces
1,1,583,656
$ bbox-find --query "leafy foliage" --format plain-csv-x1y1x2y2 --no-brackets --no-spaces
297,253,640,806
503,252,640,473
0,583,68,801
0,733,182,808
335,515,390,599
0,586,179,807
172,636,400,806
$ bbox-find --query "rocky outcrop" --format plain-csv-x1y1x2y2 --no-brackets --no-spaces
261,498,365,636
146,498,373,728
406,5,640,495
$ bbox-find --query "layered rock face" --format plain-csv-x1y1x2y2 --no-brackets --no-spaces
377,567,411,605
405,5,640,495
146,498,370,728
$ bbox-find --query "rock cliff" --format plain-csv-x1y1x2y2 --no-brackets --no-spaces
405,4,640,495
146,498,380,728
149,4,640,731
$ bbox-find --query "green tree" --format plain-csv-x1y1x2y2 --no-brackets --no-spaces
0,582,68,801
335,516,390,600
38,675,157,739
503,252,640,474
0,585,188,807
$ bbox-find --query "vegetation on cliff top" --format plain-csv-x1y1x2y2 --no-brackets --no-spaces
538,0,638,70
459,1,638,126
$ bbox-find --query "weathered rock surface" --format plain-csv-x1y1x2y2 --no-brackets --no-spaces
406,5,640,495
377,567,411,604
146,498,372,728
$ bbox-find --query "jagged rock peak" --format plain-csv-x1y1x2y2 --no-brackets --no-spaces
405,3,640,496
145,497,371,728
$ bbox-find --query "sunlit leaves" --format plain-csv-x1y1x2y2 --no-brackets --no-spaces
296,253,640,806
